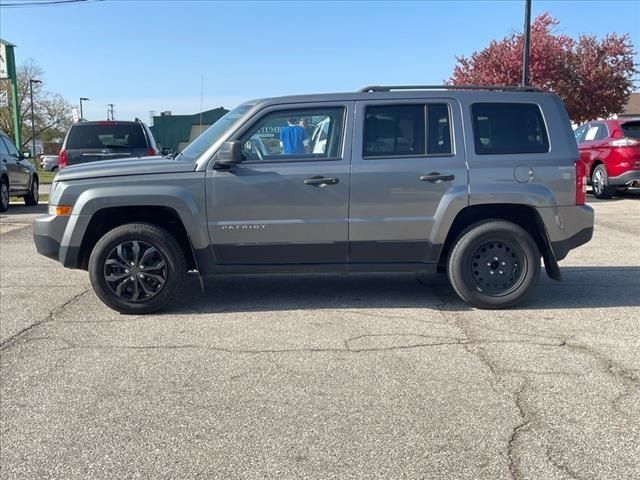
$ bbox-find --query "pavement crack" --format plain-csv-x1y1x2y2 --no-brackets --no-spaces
0,288,90,351
507,379,531,480
546,445,588,480
564,340,640,416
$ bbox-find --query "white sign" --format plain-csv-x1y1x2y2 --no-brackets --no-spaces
0,90,7,108
0,43,8,79
71,108,79,123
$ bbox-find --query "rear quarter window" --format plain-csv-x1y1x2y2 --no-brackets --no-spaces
471,103,549,155
621,121,640,139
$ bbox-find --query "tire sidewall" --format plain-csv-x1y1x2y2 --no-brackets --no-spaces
24,176,39,206
0,179,9,212
592,164,613,199
448,221,540,309
88,223,185,314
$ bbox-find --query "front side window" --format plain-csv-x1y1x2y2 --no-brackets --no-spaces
240,107,344,162
0,136,10,155
2,135,20,157
472,103,549,155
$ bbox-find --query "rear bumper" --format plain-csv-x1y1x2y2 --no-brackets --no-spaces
536,205,595,261
550,227,594,261
608,169,640,186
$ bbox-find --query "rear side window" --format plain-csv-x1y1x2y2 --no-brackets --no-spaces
364,105,425,157
621,121,640,139
363,104,452,157
67,124,147,150
472,103,549,155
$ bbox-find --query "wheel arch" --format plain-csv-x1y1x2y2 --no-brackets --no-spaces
437,203,560,281
75,205,197,272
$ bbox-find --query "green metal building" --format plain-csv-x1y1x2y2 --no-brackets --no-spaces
150,107,228,153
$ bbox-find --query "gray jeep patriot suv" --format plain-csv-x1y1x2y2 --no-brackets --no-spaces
33,85,594,313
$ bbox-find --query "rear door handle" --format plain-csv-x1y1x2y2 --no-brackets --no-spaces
420,173,455,183
304,176,339,186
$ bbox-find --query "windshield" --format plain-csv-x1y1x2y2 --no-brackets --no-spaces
178,103,254,161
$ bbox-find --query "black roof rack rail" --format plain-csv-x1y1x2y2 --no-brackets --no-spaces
358,85,543,93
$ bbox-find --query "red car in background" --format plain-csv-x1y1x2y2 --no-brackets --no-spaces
574,118,640,199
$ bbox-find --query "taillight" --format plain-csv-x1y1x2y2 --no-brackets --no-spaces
575,160,586,205
609,137,640,147
146,147,156,156
58,150,68,169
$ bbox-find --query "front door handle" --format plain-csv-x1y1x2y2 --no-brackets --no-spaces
304,176,339,186
420,172,455,183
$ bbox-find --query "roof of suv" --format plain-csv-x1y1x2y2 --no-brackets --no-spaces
248,85,552,107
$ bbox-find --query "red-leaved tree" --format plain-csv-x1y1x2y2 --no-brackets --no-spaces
450,13,637,123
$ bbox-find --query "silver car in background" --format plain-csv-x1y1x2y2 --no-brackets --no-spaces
40,154,59,172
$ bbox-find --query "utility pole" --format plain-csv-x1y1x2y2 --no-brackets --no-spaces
107,103,115,120
29,79,42,157
522,0,532,86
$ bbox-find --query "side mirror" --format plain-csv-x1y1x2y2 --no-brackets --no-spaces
214,141,242,169
161,147,173,156
21,151,31,159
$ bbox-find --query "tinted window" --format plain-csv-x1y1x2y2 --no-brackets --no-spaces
67,124,147,150
364,105,425,157
472,103,549,155
427,104,452,155
241,107,344,161
621,121,640,139
0,136,10,155
574,125,588,144
2,135,20,157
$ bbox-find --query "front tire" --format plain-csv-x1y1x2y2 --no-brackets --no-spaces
88,223,186,314
24,176,39,206
0,178,8,212
592,164,615,199
447,220,541,309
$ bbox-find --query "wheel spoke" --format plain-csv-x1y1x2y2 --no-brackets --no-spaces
143,272,165,284
140,246,158,266
144,259,166,272
115,277,131,297
131,241,141,265
131,277,140,301
105,258,129,270
105,272,130,282
117,244,130,265
138,277,157,296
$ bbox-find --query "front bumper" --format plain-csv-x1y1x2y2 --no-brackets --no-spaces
33,214,68,263
608,169,640,187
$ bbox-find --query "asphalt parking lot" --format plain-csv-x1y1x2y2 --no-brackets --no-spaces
1,193,639,480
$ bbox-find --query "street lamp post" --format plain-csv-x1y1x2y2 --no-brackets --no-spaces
522,0,532,86
29,79,42,158
79,97,90,120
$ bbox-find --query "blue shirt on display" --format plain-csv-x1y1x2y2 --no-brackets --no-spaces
280,125,308,155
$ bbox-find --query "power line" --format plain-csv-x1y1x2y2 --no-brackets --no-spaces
1,0,101,8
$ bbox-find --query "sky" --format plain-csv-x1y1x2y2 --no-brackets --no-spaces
1,0,639,122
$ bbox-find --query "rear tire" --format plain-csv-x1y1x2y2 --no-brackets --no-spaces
24,176,39,206
447,220,541,309
592,164,615,199
88,223,186,314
